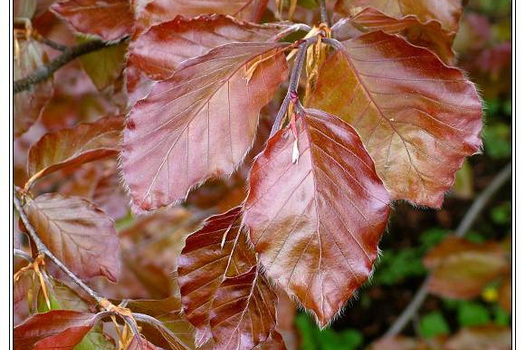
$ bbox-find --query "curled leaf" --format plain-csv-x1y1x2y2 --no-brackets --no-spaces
51,0,134,41
27,115,123,188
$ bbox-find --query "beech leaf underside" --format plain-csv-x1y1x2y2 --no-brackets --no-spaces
335,0,463,33
333,7,456,65
308,31,482,208
27,115,123,184
128,14,290,81
51,0,134,41
24,193,121,282
133,0,269,31
122,42,289,211
14,39,53,137
243,109,390,326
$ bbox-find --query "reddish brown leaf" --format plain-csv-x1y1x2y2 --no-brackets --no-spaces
243,109,390,326
210,266,278,349
308,32,482,207
15,38,54,137
14,268,39,325
178,207,258,346
445,325,511,350
24,193,120,282
51,0,134,41
498,275,511,313
335,0,463,33
424,237,509,299
122,42,289,212
14,310,101,350
133,0,269,31
90,207,193,300
369,336,426,350
128,14,290,81
27,115,123,186
51,160,128,220
253,331,286,350
125,337,160,350
333,7,456,64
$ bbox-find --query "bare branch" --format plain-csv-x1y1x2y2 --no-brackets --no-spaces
36,35,68,52
14,36,129,94
14,248,34,262
384,162,512,337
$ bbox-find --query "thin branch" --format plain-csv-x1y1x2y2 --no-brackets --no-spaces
14,191,104,304
14,248,34,262
319,0,330,25
14,36,129,94
384,162,512,337
321,37,344,50
36,36,68,52
271,36,319,137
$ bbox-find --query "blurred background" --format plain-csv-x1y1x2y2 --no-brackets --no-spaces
14,0,512,348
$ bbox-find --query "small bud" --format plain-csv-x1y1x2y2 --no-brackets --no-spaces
292,139,299,164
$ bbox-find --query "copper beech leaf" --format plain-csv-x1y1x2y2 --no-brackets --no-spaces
335,0,463,33
125,337,161,350
178,207,278,348
125,298,195,350
125,14,290,106
210,266,278,350
14,38,53,137
133,0,269,31
423,237,509,299
27,115,123,186
308,32,482,208
445,325,511,350
333,7,456,65
128,15,291,81
24,193,120,282
51,0,134,41
122,42,289,212
14,310,102,350
243,109,390,326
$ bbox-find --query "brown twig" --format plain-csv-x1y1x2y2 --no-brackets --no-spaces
271,35,321,137
384,162,512,337
14,36,129,94
319,0,330,26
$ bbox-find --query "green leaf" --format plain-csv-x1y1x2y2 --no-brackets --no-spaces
78,37,127,91
295,313,363,350
374,249,426,285
419,311,450,338
491,202,511,225
493,306,510,326
484,123,511,159
457,302,491,327
419,229,449,251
